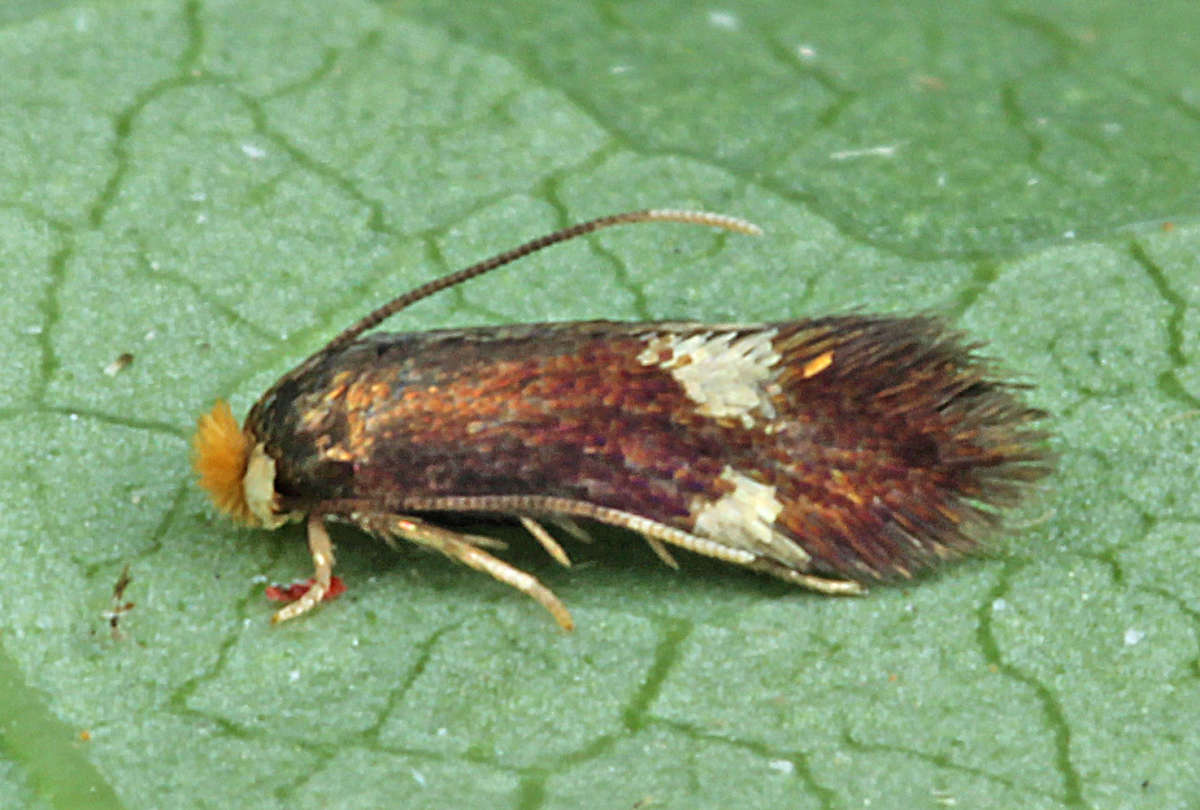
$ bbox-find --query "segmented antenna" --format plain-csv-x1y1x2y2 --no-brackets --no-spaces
318,209,762,358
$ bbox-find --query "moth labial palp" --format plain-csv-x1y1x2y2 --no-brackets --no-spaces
192,208,1052,630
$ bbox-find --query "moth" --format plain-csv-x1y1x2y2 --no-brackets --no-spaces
193,209,1050,630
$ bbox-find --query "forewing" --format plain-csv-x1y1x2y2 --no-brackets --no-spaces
251,318,1049,582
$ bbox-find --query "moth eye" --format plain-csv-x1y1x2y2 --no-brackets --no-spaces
243,443,290,529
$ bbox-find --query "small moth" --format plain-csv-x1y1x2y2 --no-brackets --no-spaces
193,209,1050,630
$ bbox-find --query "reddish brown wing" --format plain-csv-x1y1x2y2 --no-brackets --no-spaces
247,317,1049,581
761,318,1048,577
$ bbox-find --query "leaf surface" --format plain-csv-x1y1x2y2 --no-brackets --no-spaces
1,1,1197,808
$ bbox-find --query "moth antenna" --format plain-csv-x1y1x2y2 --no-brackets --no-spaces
319,209,762,357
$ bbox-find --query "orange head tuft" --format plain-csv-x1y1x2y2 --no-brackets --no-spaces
193,400,256,525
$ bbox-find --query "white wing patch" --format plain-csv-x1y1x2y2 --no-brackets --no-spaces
638,328,780,427
690,467,810,568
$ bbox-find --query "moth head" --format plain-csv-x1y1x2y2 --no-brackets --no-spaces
192,400,291,529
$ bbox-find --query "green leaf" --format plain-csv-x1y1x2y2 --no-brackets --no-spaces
2,1,1197,808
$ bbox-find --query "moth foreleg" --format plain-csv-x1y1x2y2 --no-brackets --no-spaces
365,512,575,631
272,512,337,624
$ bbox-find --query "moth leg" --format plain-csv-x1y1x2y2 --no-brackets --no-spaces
534,500,864,596
441,529,509,551
643,536,680,570
272,512,336,624
519,516,572,567
548,516,593,544
382,514,575,631
374,522,507,552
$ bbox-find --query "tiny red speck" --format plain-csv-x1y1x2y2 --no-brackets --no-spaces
265,575,346,603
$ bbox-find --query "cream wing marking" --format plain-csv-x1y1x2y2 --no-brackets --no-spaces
638,329,781,428
690,466,811,569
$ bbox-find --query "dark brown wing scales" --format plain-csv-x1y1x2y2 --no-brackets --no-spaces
756,315,1049,580
250,323,736,518
246,317,1049,586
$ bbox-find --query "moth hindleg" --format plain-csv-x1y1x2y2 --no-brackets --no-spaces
745,556,866,595
359,512,575,631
